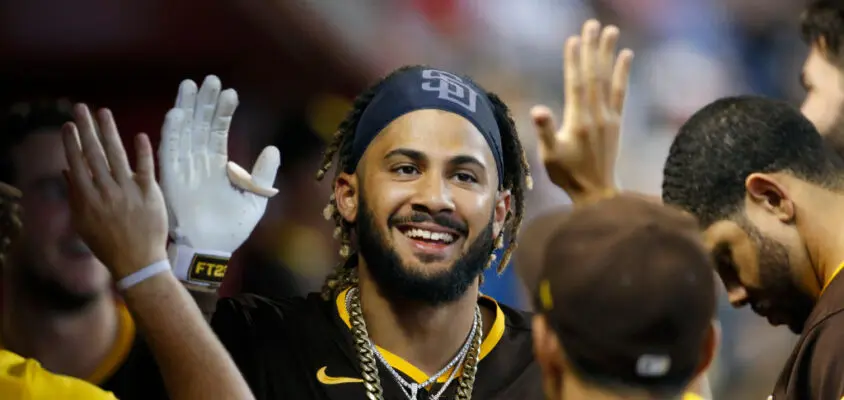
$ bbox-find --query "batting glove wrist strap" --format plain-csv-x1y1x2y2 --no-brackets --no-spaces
168,243,231,290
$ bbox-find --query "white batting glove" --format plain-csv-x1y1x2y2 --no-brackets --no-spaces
158,75,280,291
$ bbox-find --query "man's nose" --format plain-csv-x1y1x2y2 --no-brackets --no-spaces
411,175,455,214
727,286,749,308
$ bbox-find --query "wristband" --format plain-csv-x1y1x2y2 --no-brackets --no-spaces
116,260,172,291
168,243,231,289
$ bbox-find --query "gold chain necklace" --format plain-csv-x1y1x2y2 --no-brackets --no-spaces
346,287,483,400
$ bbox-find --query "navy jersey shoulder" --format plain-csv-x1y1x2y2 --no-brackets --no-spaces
211,293,362,400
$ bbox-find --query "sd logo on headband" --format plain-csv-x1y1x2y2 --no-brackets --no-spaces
421,69,479,113
349,66,503,186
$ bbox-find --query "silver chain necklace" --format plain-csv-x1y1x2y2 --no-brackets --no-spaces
346,287,481,400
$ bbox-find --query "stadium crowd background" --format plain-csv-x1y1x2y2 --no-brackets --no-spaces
0,0,807,397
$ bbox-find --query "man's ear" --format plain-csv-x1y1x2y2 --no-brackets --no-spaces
532,315,564,398
492,190,512,239
745,173,794,222
334,172,359,224
695,320,721,377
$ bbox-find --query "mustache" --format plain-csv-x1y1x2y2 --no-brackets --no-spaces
389,212,468,236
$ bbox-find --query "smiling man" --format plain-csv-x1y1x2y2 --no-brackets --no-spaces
210,64,539,400
662,95,844,399
209,19,631,399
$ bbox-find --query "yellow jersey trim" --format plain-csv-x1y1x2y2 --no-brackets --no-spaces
820,261,844,296
85,302,136,384
335,287,505,385
682,393,704,400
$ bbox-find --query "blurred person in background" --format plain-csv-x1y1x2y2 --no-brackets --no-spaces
0,101,167,399
0,180,119,399
799,0,844,157
530,196,717,400
21,102,254,399
663,96,844,399
0,106,257,399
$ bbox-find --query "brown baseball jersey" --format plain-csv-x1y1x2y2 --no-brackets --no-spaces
771,267,844,399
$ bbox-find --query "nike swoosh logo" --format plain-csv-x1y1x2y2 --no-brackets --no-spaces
316,366,364,385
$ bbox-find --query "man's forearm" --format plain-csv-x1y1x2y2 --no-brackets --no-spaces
123,271,253,400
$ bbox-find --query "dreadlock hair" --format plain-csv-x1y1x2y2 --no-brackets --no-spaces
1,99,75,185
316,65,533,300
0,182,22,271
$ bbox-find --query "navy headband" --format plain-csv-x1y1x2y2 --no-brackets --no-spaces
348,67,504,188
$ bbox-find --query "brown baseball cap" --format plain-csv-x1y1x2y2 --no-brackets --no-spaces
533,195,716,389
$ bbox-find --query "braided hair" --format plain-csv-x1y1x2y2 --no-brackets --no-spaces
316,66,532,300
0,182,22,271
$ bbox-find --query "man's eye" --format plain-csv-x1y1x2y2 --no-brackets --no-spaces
454,172,478,183
394,165,419,176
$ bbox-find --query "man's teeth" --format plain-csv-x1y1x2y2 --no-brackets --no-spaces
404,228,455,243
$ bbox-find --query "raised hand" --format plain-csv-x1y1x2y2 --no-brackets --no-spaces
531,19,634,205
62,104,168,280
158,75,280,290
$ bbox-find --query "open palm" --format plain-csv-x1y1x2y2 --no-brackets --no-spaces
158,75,280,253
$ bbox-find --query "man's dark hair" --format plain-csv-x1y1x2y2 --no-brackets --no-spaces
801,0,844,57
0,183,22,271
662,95,844,227
315,65,532,300
0,99,74,185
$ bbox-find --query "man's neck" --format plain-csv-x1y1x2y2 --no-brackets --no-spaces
355,263,493,377
800,191,844,295
1,283,118,379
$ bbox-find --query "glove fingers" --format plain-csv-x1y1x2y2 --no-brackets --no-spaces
193,75,222,155
224,146,280,198
175,79,198,114
251,146,281,190
209,89,238,158
159,108,185,179
227,161,278,198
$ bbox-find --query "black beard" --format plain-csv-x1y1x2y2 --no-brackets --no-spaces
356,194,494,306
744,223,814,334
